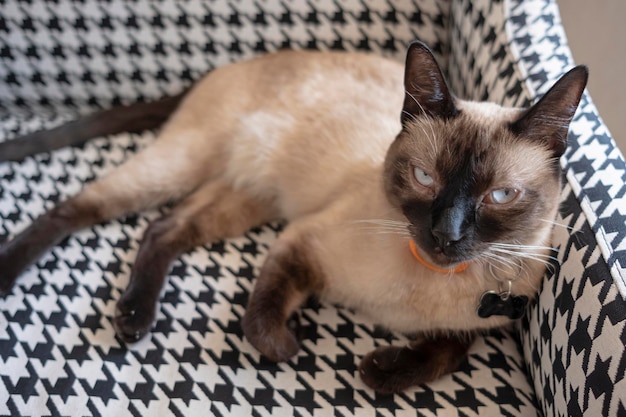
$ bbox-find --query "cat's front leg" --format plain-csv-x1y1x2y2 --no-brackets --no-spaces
359,333,474,394
242,235,323,362
113,180,275,343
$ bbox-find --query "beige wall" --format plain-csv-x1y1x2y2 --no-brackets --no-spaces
559,0,626,152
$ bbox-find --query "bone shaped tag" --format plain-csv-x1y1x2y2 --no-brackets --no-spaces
477,291,529,320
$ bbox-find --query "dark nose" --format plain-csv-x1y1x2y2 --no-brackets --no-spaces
431,207,466,249
431,228,463,248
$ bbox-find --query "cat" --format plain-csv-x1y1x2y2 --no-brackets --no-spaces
0,41,587,394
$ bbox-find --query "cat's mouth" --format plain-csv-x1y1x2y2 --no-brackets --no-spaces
406,224,477,269
431,248,472,268
410,238,475,270
432,246,467,264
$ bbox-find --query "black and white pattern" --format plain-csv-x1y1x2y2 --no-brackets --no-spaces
0,0,624,416
0,0,448,117
506,0,626,298
504,0,626,416
448,0,528,108
0,136,539,416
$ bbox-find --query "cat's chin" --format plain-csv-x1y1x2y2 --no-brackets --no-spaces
430,251,469,268
414,240,474,269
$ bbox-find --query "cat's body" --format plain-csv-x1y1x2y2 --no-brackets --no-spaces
0,43,587,394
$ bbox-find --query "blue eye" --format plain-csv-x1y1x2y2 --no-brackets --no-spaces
413,167,434,187
486,188,520,205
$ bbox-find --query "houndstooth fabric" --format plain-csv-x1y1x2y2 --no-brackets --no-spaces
0,0,624,416
504,1,626,416
0,0,449,116
0,137,539,416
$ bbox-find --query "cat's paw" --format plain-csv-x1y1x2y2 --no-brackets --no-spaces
0,276,15,297
359,345,425,394
113,296,156,343
242,312,301,362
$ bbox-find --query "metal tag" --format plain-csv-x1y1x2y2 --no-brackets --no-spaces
477,290,529,320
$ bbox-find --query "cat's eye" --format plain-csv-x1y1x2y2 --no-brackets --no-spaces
485,188,520,205
413,167,434,187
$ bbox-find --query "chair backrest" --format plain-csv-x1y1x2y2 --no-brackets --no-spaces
0,0,451,117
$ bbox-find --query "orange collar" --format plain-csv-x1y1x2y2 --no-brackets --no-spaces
409,240,470,274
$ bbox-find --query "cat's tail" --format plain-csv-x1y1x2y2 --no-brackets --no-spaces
0,90,189,162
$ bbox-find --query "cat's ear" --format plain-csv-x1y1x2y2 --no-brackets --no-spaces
510,66,588,157
402,41,458,125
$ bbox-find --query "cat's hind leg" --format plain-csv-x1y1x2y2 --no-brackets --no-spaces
0,128,222,296
242,224,325,362
358,333,474,394
113,179,276,342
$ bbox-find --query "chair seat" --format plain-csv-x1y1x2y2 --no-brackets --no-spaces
2,0,625,415
0,117,540,416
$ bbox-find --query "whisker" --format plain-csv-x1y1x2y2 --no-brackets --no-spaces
478,251,541,291
539,218,574,231
478,252,519,275
350,219,410,226
487,246,557,265
401,110,419,124
360,230,413,236
488,247,558,265
488,242,556,252
405,89,438,148
479,239,562,292
405,89,427,115
347,219,412,237
488,243,558,257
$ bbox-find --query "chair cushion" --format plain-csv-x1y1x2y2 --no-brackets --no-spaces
0,112,543,415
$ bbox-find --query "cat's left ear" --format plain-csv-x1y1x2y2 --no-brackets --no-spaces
402,41,458,125
510,66,588,157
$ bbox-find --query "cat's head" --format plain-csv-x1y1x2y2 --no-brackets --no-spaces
384,41,588,268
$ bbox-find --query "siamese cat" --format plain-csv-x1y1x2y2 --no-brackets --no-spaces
0,42,587,394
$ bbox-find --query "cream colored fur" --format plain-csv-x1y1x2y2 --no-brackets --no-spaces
73,50,551,335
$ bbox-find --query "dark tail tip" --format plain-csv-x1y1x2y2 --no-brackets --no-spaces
0,90,188,162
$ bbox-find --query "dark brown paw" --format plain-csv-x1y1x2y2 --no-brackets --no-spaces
113,297,156,343
359,345,426,394
0,278,15,297
242,312,301,362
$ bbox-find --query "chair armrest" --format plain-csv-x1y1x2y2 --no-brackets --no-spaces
505,1,626,416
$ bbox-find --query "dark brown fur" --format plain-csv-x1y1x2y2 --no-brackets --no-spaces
0,197,102,295
0,91,188,162
115,180,276,342
359,332,474,394
242,236,324,362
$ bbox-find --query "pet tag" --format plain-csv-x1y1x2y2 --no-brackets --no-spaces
477,289,528,320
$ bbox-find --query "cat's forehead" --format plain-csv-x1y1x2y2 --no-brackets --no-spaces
445,100,522,148
405,101,520,159
403,100,553,185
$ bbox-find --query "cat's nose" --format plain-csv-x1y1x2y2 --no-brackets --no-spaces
431,229,462,249
431,207,466,249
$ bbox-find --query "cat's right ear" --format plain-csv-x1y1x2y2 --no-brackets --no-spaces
510,65,588,157
401,41,457,125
